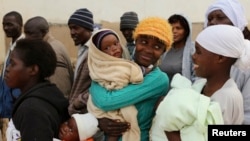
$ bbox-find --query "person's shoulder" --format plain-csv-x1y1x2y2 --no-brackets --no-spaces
213,78,242,100
147,67,169,82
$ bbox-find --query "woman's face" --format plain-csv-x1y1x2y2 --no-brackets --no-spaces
207,10,234,26
59,118,79,141
4,50,32,90
192,42,217,78
134,35,166,67
100,34,123,58
171,21,186,43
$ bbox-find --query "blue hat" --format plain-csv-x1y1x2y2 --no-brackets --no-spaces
68,8,94,31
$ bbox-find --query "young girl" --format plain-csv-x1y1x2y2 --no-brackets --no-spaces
151,25,250,141
5,39,69,140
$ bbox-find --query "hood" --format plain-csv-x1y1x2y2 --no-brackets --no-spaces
12,81,69,118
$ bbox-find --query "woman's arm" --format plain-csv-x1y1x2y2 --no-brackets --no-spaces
90,67,169,111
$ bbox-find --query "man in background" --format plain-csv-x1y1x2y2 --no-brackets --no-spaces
1,11,24,141
24,16,74,98
120,11,139,56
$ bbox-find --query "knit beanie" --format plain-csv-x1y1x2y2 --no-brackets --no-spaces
68,8,94,31
92,29,118,49
120,11,139,30
72,113,99,140
133,17,173,51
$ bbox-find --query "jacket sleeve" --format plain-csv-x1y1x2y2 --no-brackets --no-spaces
90,67,169,111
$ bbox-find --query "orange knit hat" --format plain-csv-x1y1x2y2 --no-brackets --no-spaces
133,17,173,51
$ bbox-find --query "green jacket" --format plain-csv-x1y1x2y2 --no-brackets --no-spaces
90,67,169,141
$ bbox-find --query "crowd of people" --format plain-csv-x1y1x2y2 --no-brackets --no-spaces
0,0,250,141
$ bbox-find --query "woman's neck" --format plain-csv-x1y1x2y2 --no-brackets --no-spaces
172,40,186,49
202,75,230,97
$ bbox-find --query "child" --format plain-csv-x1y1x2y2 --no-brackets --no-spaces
86,29,152,141
58,113,99,141
151,25,250,141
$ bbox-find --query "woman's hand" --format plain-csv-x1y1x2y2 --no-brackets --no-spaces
98,118,130,136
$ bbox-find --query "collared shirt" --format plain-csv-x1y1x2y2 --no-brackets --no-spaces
74,44,89,80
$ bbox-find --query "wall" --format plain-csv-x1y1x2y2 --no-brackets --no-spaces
1,0,250,62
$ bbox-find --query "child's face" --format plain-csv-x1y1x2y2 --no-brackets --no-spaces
100,34,123,58
4,50,32,89
192,42,217,78
59,117,79,141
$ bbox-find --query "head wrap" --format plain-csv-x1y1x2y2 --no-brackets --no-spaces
92,29,118,49
68,8,94,31
196,25,250,71
133,17,173,51
72,113,99,140
204,0,248,31
120,11,139,30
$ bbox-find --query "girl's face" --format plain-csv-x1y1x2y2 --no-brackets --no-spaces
134,35,166,67
171,21,186,43
4,50,32,90
100,34,123,58
59,118,79,141
192,42,217,78
207,10,234,26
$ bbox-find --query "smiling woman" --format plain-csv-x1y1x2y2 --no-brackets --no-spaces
89,17,173,141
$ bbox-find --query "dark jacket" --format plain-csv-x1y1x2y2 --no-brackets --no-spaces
12,81,69,141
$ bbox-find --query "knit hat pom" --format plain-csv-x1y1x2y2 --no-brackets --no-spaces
68,8,94,31
133,17,173,51
120,11,139,30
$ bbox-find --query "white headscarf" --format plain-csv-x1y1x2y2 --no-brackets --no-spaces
196,25,250,71
204,0,248,31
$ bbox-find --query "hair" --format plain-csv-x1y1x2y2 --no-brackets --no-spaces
168,14,190,42
243,27,250,40
15,39,57,80
3,11,23,26
25,16,49,35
